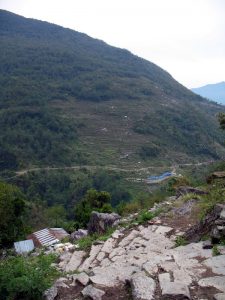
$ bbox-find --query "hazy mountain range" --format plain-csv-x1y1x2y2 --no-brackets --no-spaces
192,82,225,105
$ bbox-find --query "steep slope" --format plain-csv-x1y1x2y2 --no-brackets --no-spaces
192,82,225,105
0,10,225,172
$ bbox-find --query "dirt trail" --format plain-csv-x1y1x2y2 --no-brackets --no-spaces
2,160,214,180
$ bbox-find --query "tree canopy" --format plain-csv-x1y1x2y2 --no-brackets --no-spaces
0,182,26,247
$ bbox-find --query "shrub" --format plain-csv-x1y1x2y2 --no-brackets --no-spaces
136,210,157,224
212,245,220,256
175,236,187,247
0,254,59,300
77,227,115,250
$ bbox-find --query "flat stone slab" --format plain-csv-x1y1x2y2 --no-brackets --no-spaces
160,280,191,299
101,237,116,253
65,250,86,272
90,263,139,287
220,209,225,219
203,255,225,275
82,284,105,300
214,293,225,300
131,271,156,300
119,230,140,247
72,272,89,286
79,244,102,271
198,276,225,293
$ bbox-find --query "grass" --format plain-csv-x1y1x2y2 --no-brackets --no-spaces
76,227,115,250
181,192,202,202
0,253,60,300
197,182,225,220
212,245,220,256
175,236,188,247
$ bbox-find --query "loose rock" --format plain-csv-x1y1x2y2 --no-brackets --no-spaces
81,284,105,300
131,271,156,300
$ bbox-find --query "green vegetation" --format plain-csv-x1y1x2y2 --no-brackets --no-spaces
0,9,225,176
136,210,158,224
212,245,220,256
175,236,188,247
77,227,115,250
0,253,59,300
198,182,225,220
0,182,26,247
74,189,113,228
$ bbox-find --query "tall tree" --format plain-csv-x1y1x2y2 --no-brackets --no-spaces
0,182,26,247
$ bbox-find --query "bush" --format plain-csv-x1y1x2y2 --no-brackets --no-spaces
136,210,158,224
0,254,59,300
175,236,187,247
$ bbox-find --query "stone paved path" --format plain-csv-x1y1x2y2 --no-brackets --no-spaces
54,221,225,300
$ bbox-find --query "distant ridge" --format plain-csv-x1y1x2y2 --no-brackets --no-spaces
192,82,225,105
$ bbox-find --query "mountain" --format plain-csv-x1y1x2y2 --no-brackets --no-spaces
0,9,225,173
192,82,225,105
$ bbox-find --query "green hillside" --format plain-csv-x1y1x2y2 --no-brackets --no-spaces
0,9,225,174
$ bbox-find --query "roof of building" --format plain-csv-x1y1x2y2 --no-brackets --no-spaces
28,227,69,247
14,239,34,254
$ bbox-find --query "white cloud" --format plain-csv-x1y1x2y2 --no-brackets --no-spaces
0,0,225,88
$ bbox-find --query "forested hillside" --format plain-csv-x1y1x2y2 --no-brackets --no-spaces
1,9,225,174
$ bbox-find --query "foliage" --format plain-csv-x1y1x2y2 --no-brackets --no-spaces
46,205,66,227
0,108,78,170
167,176,191,192
0,253,59,300
76,227,115,250
198,181,225,220
181,193,202,202
0,182,26,247
212,245,220,256
175,236,188,247
74,189,113,228
218,112,225,130
0,10,224,175
138,144,161,160
136,210,156,224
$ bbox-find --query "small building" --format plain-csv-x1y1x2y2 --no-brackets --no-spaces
27,227,69,247
14,239,34,254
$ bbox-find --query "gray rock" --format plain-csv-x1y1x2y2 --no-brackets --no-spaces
43,285,58,300
65,250,86,272
199,276,225,293
202,240,213,249
131,271,156,300
203,255,225,275
214,293,225,300
88,211,121,234
211,226,222,243
184,204,224,243
72,272,89,286
220,209,225,220
81,284,105,300
90,263,139,287
71,229,88,241
160,279,191,299
175,186,208,198
79,244,102,271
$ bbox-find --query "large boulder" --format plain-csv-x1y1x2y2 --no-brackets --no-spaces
184,204,225,242
71,229,88,241
88,211,121,234
176,186,208,198
207,171,225,184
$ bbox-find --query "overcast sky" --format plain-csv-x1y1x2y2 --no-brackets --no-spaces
1,0,225,88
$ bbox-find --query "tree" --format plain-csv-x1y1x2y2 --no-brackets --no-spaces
0,182,26,247
46,205,66,227
74,189,112,228
218,113,225,130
